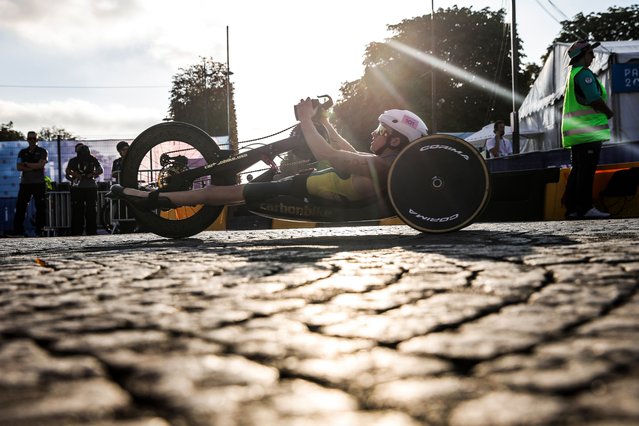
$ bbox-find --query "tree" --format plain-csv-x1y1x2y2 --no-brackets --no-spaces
331,6,531,148
38,126,77,141
168,57,238,150
545,5,639,60
0,121,25,141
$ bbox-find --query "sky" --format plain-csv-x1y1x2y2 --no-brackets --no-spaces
0,0,635,143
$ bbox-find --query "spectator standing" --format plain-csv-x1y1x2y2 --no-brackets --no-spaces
111,141,129,184
65,144,103,235
12,131,48,237
109,140,136,233
485,120,512,158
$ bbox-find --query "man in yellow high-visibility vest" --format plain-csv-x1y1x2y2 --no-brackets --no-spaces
562,40,615,220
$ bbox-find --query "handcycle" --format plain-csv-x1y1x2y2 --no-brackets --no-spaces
117,97,491,238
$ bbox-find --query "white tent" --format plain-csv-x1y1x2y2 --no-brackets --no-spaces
518,40,639,153
465,123,512,143
464,122,542,151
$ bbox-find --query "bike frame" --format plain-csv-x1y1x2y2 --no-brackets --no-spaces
162,133,302,191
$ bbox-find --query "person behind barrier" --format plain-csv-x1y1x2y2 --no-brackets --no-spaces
107,98,428,211
65,144,104,235
111,141,129,184
562,40,614,220
109,140,136,233
485,120,512,158
11,131,48,237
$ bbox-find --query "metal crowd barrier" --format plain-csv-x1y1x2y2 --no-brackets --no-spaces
44,191,71,236
44,190,136,236
107,197,136,234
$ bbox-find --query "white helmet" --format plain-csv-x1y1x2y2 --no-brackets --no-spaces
378,109,428,142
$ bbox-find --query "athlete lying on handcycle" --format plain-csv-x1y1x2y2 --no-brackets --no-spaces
108,98,429,212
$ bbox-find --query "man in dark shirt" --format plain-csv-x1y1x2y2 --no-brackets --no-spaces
65,144,104,235
13,131,48,237
108,140,136,232
111,141,129,184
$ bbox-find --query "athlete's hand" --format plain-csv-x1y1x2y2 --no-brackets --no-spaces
295,97,316,121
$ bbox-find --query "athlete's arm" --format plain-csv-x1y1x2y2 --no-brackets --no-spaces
297,98,389,178
317,115,358,153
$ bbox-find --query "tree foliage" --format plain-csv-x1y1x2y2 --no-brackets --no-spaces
1,122,77,141
0,121,24,141
38,126,76,141
168,57,237,150
331,6,531,148
546,5,639,60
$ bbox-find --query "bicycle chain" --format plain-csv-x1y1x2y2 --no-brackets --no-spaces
235,123,305,178
237,123,298,146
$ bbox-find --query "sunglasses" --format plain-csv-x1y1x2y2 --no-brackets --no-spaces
373,124,390,137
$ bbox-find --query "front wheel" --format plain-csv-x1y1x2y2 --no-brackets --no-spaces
119,122,224,238
388,134,491,233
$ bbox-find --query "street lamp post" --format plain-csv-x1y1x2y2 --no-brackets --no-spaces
226,26,234,153
431,0,436,133
56,134,62,184
510,0,520,154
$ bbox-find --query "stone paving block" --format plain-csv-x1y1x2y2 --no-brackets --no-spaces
204,315,375,360
462,304,583,336
538,336,639,369
474,352,612,393
66,419,171,426
399,328,541,360
577,315,639,337
322,293,504,344
545,262,633,284
285,347,453,390
369,376,481,424
224,379,423,426
575,374,639,421
0,378,131,425
280,265,402,303
448,391,565,426
52,330,171,354
528,281,634,312
116,352,280,422
619,261,639,273
470,263,548,302
0,339,105,388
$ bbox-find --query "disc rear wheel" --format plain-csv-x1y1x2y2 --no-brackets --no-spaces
388,135,490,233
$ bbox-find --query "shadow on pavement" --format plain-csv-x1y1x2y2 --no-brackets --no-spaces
48,228,578,263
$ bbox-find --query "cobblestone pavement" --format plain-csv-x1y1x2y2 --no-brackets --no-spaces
1,220,638,426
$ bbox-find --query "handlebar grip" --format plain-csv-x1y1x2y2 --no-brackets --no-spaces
294,95,333,121
318,94,333,110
